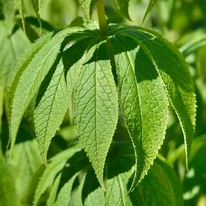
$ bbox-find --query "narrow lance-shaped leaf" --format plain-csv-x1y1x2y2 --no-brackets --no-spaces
124,27,196,168
78,0,93,19
34,37,96,163
74,42,118,190
110,33,168,190
113,0,131,20
31,0,42,32
15,0,25,32
10,27,84,155
34,59,69,163
142,0,158,24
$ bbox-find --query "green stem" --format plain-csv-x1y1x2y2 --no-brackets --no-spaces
96,0,107,38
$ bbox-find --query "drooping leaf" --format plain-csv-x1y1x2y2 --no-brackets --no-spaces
109,33,168,190
78,0,93,19
113,0,131,20
131,158,184,206
142,0,158,24
74,42,118,189
9,27,83,156
15,0,25,32
122,27,196,168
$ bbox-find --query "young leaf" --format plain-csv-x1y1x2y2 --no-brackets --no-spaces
110,33,168,190
78,0,93,19
123,27,196,168
74,42,118,190
131,158,184,206
142,0,158,24
9,27,83,156
113,0,131,20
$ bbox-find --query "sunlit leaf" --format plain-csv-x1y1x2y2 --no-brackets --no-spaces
74,42,118,190
9,27,84,156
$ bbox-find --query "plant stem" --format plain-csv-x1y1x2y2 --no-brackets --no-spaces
96,0,107,38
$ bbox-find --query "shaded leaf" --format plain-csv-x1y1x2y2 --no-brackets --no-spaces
31,0,42,32
33,146,81,206
74,42,118,189
113,0,131,20
131,158,184,206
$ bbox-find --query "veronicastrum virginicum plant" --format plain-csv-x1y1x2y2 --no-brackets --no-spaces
8,0,196,205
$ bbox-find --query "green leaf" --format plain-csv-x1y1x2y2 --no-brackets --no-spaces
0,85,3,136
110,33,168,190
113,0,131,20
55,173,79,206
33,146,81,206
131,158,184,206
74,42,118,190
0,161,21,206
123,27,196,168
105,142,135,205
80,169,105,206
78,0,93,19
2,0,16,32
31,0,42,32
142,0,158,24
0,22,30,89
9,27,83,156
47,174,61,206
34,59,70,163
180,36,206,57
15,0,25,32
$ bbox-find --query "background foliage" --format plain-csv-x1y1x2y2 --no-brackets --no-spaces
0,0,205,205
